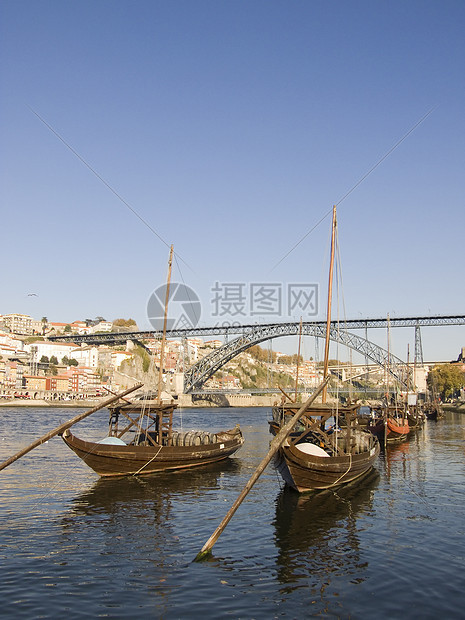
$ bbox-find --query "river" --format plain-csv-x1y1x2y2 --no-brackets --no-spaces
0,406,464,618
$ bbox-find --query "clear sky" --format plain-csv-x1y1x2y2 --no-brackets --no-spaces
1,0,464,362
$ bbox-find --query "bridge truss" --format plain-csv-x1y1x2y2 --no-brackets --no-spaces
184,323,411,392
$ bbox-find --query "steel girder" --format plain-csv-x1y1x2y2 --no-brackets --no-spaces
48,314,465,346
184,323,411,392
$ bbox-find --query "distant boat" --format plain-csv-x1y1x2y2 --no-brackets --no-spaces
270,207,380,493
367,405,410,444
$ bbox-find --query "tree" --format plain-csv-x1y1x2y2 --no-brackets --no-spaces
64,324,72,333
62,356,78,367
427,364,465,400
41,316,48,336
278,354,304,365
248,344,277,363
40,355,49,363
113,318,137,327
50,355,58,365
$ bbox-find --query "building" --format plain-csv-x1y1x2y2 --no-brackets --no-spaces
111,350,134,369
0,360,25,389
69,367,101,393
24,341,81,363
90,321,113,333
1,314,34,335
23,375,48,391
72,346,99,368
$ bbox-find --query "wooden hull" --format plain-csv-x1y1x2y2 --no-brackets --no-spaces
61,427,244,477
275,430,380,493
386,417,409,442
368,417,410,443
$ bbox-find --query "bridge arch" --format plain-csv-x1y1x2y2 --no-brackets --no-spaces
184,323,409,392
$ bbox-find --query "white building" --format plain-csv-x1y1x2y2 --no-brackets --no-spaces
0,331,24,352
72,346,100,368
90,321,113,333
111,351,134,369
1,314,34,335
24,341,80,362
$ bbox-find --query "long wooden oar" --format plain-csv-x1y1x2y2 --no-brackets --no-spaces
0,383,143,472
194,376,330,562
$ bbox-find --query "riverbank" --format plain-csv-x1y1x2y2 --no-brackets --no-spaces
0,398,102,408
0,394,278,408
442,400,465,414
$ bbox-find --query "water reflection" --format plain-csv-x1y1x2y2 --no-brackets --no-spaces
67,458,240,516
273,469,379,589
61,460,240,569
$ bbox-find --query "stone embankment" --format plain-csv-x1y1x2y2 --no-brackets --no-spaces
0,394,279,408
442,400,465,414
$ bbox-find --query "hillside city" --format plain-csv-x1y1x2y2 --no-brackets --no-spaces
0,312,462,402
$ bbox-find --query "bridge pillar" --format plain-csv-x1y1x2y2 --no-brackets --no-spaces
415,325,424,365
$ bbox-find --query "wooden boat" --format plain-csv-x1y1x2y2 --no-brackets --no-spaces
424,401,443,420
386,414,409,441
367,404,410,444
271,400,380,492
61,407,244,478
60,245,244,477
270,207,380,493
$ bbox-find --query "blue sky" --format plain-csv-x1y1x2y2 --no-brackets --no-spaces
1,0,464,361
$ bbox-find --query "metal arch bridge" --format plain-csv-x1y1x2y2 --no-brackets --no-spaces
47,314,465,392
184,323,411,392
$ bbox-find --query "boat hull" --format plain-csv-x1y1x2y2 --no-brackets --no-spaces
275,431,380,493
61,428,244,477
386,417,409,442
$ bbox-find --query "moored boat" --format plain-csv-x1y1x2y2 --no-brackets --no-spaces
271,402,380,493
270,207,380,493
61,411,244,478
61,245,244,477
367,405,409,444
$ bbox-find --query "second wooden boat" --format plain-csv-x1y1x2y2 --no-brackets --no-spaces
270,207,380,493
271,401,380,492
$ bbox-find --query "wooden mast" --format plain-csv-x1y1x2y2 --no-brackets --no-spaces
157,244,174,402
322,205,337,403
294,317,303,402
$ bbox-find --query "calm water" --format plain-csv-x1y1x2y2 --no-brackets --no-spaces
0,406,464,619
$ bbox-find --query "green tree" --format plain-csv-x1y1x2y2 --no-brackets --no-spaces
50,355,58,365
40,355,49,363
41,316,48,336
427,364,465,400
64,324,72,333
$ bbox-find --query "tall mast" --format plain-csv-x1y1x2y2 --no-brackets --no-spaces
322,205,337,403
406,344,410,408
157,244,174,402
294,317,303,402
386,313,391,404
